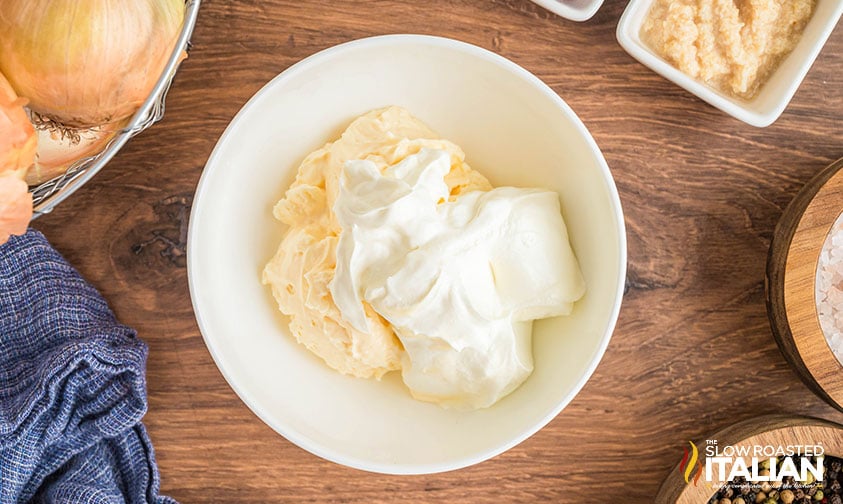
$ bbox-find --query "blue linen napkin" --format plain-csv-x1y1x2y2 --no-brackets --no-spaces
0,229,176,504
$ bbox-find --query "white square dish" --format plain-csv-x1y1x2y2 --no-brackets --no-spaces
616,0,843,127
529,0,604,22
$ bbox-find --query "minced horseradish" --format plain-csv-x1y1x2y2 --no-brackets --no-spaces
641,0,815,99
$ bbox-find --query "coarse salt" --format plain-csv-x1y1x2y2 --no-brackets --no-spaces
816,211,843,367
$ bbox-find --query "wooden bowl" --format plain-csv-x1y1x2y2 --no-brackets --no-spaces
655,415,843,503
767,157,843,411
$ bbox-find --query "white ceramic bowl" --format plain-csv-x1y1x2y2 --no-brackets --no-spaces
187,34,626,474
527,0,604,22
617,0,843,127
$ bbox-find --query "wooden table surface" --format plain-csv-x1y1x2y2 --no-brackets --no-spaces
32,1,843,502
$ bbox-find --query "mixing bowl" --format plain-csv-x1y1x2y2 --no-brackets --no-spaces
188,34,626,474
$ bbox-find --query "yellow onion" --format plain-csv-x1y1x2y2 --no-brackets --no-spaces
0,72,35,244
0,0,185,128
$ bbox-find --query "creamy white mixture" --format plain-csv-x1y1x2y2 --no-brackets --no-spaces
330,148,585,409
262,107,489,381
264,106,586,410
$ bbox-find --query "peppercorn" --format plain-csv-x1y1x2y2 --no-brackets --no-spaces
705,456,843,504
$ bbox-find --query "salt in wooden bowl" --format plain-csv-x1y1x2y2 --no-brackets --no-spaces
766,157,843,411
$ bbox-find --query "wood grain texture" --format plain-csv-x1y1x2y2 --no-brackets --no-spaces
29,0,843,502
768,159,843,411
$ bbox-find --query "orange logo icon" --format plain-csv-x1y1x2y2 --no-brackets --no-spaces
679,441,703,485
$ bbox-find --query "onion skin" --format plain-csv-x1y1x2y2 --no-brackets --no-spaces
0,0,185,127
0,73,37,177
0,72,34,244
0,173,32,244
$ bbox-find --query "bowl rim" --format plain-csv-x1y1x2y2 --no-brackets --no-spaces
616,0,843,127
187,33,627,474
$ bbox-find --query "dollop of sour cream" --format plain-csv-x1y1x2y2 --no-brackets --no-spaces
329,148,585,409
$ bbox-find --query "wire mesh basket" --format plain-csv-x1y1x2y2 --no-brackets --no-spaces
30,0,201,218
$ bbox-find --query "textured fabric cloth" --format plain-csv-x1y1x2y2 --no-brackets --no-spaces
0,229,176,504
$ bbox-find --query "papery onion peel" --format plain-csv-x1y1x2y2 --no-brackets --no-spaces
0,71,35,245
0,72,36,178
0,173,32,245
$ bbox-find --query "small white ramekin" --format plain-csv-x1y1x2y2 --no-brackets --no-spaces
617,0,843,127
528,0,604,22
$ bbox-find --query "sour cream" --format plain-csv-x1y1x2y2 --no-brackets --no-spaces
329,148,585,409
